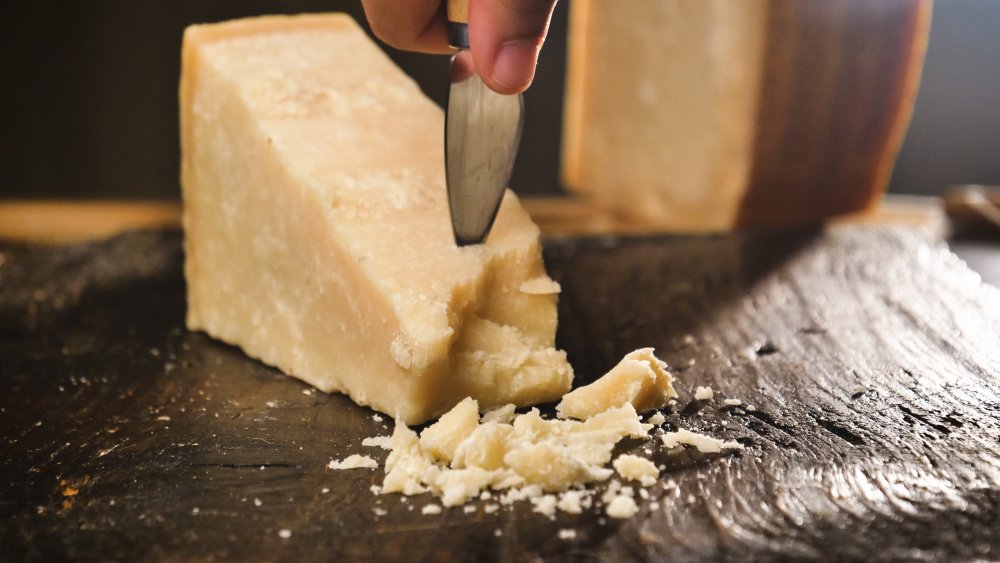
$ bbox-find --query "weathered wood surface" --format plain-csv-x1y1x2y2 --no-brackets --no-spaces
1,227,999,561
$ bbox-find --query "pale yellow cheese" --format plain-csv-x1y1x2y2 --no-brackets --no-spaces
605,495,640,519
562,0,931,231
661,429,744,453
327,454,378,470
612,454,659,486
563,0,766,231
373,348,742,514
694,385,714,400
419,397,479,462
382,400,650,506
556,348,677,419
180,15,572,424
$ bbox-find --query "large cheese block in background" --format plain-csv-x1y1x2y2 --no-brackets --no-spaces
562,0,932,231
180,15,572,424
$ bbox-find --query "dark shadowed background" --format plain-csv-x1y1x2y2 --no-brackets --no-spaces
3,0,998,201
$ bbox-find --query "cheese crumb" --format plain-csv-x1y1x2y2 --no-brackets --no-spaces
328,454,378,470
375,348,740,516
661,430,744,453
694,386,714,400
558,529,578,540
613,454,659,486
557,490,591,514
606,495,639,519
278,529,292,539
419,397,479,462
557,348,677,419
723,398,742,407
362,436,392,449
481,404,517,424
531,494,558,518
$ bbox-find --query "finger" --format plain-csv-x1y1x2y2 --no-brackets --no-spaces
468,0,558,94
361,0,452,54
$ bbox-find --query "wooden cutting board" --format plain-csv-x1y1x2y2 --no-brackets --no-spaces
1,227,999,561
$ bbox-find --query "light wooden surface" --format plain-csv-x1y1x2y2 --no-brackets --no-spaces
0,195,946,244
0,201,182,244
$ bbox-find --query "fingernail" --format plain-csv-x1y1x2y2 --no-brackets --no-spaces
491,39,538,93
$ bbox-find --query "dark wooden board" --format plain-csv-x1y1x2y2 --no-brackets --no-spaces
1,227,999,562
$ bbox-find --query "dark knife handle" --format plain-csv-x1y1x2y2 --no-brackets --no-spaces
447,0,470,49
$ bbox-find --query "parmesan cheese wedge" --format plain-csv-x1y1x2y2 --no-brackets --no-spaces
180,14,572,424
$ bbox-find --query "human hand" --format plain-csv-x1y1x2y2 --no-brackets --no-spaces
360,0,558,95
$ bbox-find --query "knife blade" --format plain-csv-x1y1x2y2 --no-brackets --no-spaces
445,0,525,246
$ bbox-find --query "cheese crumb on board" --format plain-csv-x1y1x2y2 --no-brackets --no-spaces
558,529,578,540
556,490,592,514
360,348,743,518
723,399,743,407
531,494,559,518
661,430,744,453
180,14,572,426
421,504,442,515
362,436,392,449
606,495,639,519
557,348,677,419
328,454,378,470
646,412,666,426
613,455,659,486
419,397,480,462
694,386,714,400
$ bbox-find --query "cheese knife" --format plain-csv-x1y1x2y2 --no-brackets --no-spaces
445,0,525,246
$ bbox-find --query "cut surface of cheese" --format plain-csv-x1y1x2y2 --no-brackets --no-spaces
563,0,767,231
180,14,572,424
562,0,932,231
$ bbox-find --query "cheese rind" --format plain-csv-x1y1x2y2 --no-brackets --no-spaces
180,15,572,424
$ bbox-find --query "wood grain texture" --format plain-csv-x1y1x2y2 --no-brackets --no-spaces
737,0,932,227
1,227,999,561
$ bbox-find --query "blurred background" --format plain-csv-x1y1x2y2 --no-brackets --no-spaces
2,0,998,201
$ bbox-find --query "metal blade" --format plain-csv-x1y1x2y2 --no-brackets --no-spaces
445,51,525,246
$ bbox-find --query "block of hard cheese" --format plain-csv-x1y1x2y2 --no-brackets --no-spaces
180,14,572,424
562,0,932,231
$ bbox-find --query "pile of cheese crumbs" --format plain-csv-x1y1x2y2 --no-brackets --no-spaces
327,349,743,519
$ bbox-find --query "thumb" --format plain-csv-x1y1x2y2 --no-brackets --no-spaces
468,0,558,95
